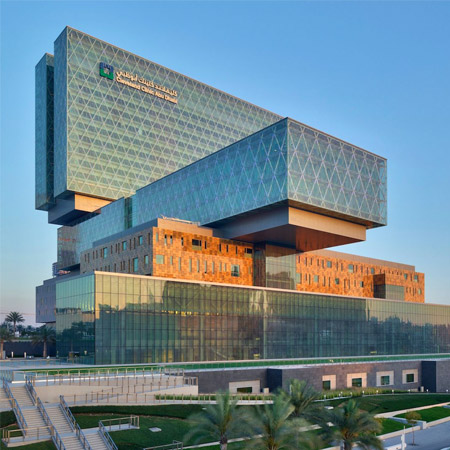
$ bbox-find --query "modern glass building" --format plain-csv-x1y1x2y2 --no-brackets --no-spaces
35,27,449,367
56,273,450,365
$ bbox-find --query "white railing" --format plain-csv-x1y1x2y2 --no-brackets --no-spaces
60,396,93,450
3,378,28,431
2,425,52,444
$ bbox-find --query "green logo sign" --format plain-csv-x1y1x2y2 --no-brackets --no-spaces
99,62,114,80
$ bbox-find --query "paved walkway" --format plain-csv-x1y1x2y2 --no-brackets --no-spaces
382,420,450,450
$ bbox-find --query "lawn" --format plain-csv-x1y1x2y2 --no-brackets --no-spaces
324,393,450,414
0,438,55,450
396,406,450,422
0,410,16,428
378,418,411,434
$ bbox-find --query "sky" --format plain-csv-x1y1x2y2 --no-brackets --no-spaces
1,0,449,325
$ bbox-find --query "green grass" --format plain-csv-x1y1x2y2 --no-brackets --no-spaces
324,393,450,414
0,410,16,428
0,437,55,450
396,406,450,422
377,418,411,434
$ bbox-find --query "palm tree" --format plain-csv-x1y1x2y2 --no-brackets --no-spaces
322,399,383,450
0,326,14,359
185,391,249,450
246,393,309,450
284,379,322,421
31,326,56,358
5,312,25,334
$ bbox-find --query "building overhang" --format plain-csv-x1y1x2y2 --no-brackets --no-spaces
214,205,366,251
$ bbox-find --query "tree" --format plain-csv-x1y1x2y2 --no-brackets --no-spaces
185,391,249,450
5,312,25,334
322,400,383,450
246,393,315,450
283,379,322,421
31,326,56,358
0,326,14,359
405,411,421,446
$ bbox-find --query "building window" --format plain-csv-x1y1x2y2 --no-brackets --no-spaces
326,261,332,268
189,258,192,272
404,274,408,280
204,261,207,273
197,259,200,272
155,232,159,242
235,246,238,255
348,264,354,273
360,281,364,287
181,237,184,246
219,244,222,252
220,262,222,272
380,375,390,386
322,380,331,391
418,288,422,295
313,275,319,283
178,257,181,270
226,245,229,252
414,275,418,282
406,373,415,383
335,278,340,285
122,241,127,251
370,268,375,274
351,378,362,388
103,247,108,258
164,235,167,245
245,248,253,257
170,256,173,266
170,235,173,245
205,241,207,249
138,236,143,246
212,262,215,274
156,255,164,264
133,258,139,273
192,239,202,250
144,255,149,265
296,273,301,284
231,265,240,277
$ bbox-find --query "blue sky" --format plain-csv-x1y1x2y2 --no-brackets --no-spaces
1,1,449,325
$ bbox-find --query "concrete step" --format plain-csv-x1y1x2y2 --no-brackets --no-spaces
86,432,109,450
45,405,73,434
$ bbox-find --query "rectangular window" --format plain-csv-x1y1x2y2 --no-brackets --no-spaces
296,273,301,284
204,241,207,249
212,261,215,274
352,378,362,388
178,257,181,270
155,232,159,242
138,236,143,246
231,265,240,277
192,239,202,250
235,246,238,255
122,241,127,251
380,375,390,386
170,235,173,245
226,245,229,252
170,256,173,266
144,255,149,265
322,380,331,391
335,278,340,285
418,288,422,295
197,259,200,272
245,248,253,257
181,237,184,246
204,261,207,273
164,235,167,245
406,373,415,383
219,244,222,252
360,281,364,287
414,275,418,282
327,261,332,268
348,264,354,273
189,258,192,272
156,255,164,264
220,262,222,272
370,268,375,274
313,275,319,283
103,247,108,258
133,258,139,273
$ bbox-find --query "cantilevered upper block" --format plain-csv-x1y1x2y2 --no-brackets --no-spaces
57,118,386,268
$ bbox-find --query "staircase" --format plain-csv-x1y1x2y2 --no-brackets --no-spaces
45,405,74,434
10,385,34,407
0,386,10,411
60,435,85,450
85,432,109,450
22,408,47,428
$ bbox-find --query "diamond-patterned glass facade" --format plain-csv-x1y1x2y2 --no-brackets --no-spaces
50,27,281,202
35,54,54,210
57,119,386,269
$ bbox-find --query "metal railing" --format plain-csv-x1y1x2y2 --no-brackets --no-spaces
25,375,38,404
2,377,28,432
36,397,67,450
98,421,118,450
99,416,140,431
143,441,183,450
2,425,52,444
60,396,93,450
52,426,68,450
